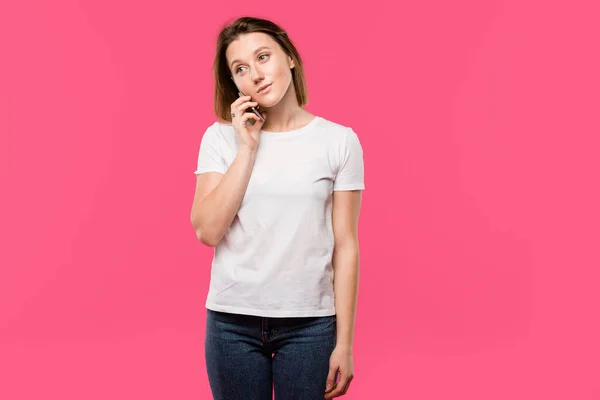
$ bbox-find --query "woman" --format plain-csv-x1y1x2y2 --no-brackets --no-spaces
190,16,365,400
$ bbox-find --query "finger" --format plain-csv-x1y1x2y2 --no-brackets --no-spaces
231,95,251,109
237,101,259,113
326,374,351,398
241,112,263,125
325,366,338,393
241,112,256,121
232,94,250,107
340,375,353,394
243,110,267,122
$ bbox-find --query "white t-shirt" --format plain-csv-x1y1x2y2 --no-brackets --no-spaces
194,115,365,317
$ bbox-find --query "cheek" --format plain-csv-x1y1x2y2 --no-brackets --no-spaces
266,59,288,77
272,66,292,88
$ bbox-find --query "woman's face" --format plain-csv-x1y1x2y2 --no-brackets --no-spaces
226,32,295,108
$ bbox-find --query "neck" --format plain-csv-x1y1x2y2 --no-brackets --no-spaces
260,84,308,132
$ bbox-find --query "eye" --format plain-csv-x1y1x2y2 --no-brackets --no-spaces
258,53,270,61
235,66,245,74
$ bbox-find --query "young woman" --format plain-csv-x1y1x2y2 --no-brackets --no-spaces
190,16,365,400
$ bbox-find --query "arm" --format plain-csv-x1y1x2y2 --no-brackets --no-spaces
190,147,256,247
325,189,362,398
332,189,362,347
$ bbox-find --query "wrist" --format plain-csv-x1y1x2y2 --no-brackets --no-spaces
237,146,257,158
335,342,353,352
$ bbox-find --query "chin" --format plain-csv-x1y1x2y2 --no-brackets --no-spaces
259,99,279,108
258,93,282,108
258,84,289,108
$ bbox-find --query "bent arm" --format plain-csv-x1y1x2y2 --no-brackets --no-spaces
190,148,256,247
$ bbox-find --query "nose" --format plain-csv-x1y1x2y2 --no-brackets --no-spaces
249,64,265,83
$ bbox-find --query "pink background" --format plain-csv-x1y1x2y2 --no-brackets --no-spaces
1,0,599,399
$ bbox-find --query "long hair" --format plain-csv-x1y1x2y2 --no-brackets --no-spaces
212,17,308,122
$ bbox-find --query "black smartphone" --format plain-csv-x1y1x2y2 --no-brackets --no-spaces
235,86,265,122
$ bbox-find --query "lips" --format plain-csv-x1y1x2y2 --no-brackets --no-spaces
257,83,272,93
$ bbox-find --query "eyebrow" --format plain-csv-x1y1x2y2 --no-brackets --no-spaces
230,46,271,69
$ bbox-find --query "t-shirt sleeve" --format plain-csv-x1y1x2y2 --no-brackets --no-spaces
333,128,365,191
194,124,227,175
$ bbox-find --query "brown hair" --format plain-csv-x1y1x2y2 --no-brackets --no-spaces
212,17,308,122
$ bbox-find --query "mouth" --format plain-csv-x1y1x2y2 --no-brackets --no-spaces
257,83,272,94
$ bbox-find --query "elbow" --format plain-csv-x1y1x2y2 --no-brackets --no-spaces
193,225,221,247
198,232,219,247
191,212,223,247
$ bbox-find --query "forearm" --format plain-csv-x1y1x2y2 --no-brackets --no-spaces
193,148,256,246
332,244,360,348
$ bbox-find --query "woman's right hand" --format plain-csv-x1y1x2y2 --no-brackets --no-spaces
231,94,266,152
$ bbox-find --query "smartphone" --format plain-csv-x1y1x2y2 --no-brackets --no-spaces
236,87,266,122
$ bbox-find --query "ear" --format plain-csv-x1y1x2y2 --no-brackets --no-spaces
289,56,295,69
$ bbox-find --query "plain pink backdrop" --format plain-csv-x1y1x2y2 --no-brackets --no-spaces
1,0,599,399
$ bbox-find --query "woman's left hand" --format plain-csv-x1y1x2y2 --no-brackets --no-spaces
324,345,354,399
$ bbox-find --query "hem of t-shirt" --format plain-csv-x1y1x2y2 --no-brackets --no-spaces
205,301,336,318
333,183,365,191
194,168,225,175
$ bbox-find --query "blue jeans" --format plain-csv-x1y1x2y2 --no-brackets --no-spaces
205,309,337,400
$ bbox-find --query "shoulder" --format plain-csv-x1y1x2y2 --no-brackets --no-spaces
204,120,231,136
315,116,350,134
202,120,237,145
314,116,361,145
